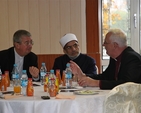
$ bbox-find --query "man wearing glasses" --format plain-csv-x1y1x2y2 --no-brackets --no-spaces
70,29,141,89
53,33,97,78
0,30,39,81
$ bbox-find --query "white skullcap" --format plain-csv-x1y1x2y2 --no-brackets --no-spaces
59,33,78,48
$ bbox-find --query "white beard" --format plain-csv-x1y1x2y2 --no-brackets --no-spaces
68,52,80,60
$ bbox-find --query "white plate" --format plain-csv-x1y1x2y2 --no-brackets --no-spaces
73,90,99,95
59,86,83,89
74,86,83,89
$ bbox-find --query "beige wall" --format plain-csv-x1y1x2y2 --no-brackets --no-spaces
0,0,86,54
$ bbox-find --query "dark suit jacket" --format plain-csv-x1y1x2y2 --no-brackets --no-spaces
53,53,97,77
89,47,141,89
0,47,38,80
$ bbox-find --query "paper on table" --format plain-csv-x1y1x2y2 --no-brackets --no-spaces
55,94,75,99
4,94,23,100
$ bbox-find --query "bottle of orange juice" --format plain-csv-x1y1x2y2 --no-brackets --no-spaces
26,78,34,96
1,74,7,91
55,75,59,93
62,70,66,86
56,69,61,85
49,78,56,97
5,71,10,87
44,74,49,92
48,70,57,97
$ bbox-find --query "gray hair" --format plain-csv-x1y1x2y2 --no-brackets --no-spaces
13,30,31,43
108,29,127,47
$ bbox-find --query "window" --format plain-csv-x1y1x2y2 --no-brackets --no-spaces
99,0,140,71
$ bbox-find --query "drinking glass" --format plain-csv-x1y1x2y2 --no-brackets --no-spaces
72,75,78,87
13,79,21,95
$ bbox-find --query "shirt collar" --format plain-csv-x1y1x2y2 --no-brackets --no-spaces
14,48,24,59
115,52,123,61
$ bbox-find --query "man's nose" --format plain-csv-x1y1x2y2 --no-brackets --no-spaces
71,46,76,50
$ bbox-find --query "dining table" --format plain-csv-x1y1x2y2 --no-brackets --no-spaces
0,82,110,113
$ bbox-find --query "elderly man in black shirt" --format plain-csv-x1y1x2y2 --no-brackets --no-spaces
70,29,141,89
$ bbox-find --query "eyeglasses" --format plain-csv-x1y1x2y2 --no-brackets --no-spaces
18,40,34,46
65,43,79,50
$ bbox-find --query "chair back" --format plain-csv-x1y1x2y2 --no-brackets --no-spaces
103,82,141,113
96,65,99,74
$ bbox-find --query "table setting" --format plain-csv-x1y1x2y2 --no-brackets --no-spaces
0,81,110,113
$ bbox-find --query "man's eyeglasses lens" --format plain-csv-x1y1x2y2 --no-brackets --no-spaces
18,41,34,46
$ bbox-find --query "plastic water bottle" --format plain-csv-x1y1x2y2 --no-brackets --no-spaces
49,69,56,80
21,70,28,96
11,64,20,84
12,64,21,94
65,63,72,88
40,63,47,85
48,69,56,88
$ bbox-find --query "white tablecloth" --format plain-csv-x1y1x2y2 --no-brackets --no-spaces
0,85,110,113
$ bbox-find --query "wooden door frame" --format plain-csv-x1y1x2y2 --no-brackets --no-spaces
86,0,101,72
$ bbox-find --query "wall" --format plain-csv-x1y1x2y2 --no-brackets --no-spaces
0,0,86,54
37,0,101,72
0,0,101,72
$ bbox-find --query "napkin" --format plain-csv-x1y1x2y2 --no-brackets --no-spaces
55,94,75,99
4,94,23,100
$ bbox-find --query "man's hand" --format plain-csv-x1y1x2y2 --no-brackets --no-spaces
29,66,39,78
78,77,99,87
70,60,84,77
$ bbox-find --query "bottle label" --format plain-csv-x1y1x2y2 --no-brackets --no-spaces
12,74,19,79
27,84,34,96
21,80,28,87
40,72,46,77
65,72,72,79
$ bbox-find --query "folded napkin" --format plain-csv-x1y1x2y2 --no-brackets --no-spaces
55,94,75,99
4,94,23,100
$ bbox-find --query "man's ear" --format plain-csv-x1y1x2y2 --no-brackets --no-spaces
14,43,20,49
113,42,118,48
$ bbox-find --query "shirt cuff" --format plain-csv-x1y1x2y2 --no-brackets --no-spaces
32,76,39,81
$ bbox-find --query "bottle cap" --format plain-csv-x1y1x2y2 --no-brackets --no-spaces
5,71,9,73
14,64,17,67
22,70,26,73
50,69,54,74
56,69,60,73
28,78,32,80
66,63,70,67
5,71,9,75
42,62,45,66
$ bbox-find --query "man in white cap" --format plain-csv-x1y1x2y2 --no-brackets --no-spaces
52,33,97,78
